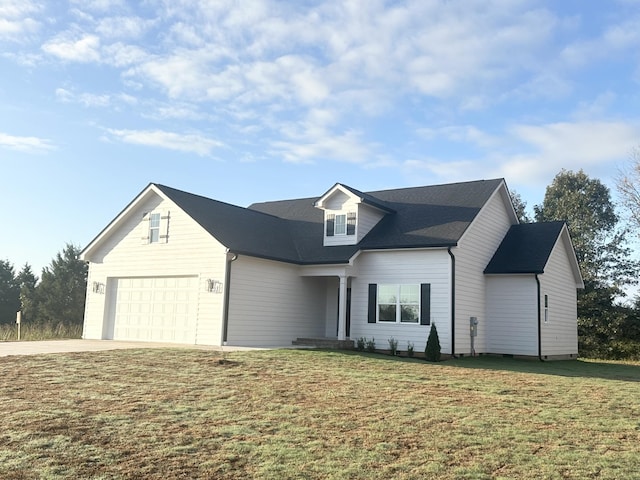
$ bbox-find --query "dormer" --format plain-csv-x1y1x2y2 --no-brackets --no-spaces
314,183,395,247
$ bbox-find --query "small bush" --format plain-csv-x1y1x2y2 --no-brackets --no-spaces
388,337,398,355
407,341,414,357
425,324,441,362
366,337,376,353
356,337,366,351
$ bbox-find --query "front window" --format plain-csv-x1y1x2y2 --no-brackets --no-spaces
334,214,347,235
149,213,161,243
378,284,419,323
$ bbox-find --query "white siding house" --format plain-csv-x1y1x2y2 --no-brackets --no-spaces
80,179,583,359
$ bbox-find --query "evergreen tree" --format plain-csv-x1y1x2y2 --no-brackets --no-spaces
0,260,20,325
424,324,441,362
16,263,38,323
35,244,87,325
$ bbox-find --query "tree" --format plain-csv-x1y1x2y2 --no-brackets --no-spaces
510,190,532,223
0,260,20,325
35,244,87,325
424,323,441,361
534,169,637,291
616,147,640,234
16,263,38,323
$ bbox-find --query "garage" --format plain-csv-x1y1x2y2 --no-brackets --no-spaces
105,276,198,343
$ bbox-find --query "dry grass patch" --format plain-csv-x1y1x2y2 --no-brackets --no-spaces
0,349,639,479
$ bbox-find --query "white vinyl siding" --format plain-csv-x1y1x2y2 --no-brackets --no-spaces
486,276,538,356
82,191,227,345
538,234,579,357
226,256,326,346
350,249,450,353
453,185,515,355
357,204,386,242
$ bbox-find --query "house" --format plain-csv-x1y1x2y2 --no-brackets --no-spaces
80,178,584,359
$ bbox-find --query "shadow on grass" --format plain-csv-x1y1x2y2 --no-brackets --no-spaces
324,349,640,382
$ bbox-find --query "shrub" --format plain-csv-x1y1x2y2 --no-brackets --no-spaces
365,337,376,353
407,341,414,357
388,337,398,355
424,324,441,362
356,337,366,351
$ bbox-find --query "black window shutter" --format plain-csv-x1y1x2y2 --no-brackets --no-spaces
326,214,335,236
346,211,356,235
368,284,377,323
420,283,431,325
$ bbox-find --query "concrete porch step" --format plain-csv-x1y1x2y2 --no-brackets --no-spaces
292,337,355,349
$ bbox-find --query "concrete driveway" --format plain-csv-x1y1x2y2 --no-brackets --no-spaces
0,339,263,357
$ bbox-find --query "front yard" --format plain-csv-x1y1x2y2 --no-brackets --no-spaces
0,349,639,479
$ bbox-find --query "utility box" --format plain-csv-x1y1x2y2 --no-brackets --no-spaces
470,316,478,337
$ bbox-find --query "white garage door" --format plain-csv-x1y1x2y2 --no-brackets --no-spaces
106,276,198,343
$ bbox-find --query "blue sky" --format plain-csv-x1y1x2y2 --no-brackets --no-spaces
2,0,640,275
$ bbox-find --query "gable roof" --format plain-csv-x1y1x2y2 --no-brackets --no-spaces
314,183,396,213
484,221,584,287
82,178,511,266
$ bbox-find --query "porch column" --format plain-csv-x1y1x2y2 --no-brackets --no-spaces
337,275,348,340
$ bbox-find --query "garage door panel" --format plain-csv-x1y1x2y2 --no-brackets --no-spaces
107,276,198,343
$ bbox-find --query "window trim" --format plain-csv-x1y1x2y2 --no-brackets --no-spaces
149,212,161,244
334,214,347,235
376,284,420,324
544,294,549,323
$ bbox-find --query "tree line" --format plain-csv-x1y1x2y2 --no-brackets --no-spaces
0,244,87,328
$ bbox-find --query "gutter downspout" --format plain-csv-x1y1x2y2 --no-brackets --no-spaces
222,251,238,345
448,247,456,357
535,274,544,362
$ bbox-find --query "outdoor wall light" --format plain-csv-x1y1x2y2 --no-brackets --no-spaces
207,279,223,293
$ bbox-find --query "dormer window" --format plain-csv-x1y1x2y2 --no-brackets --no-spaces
326,212,356,237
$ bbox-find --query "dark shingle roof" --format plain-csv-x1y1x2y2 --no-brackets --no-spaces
156,179,506,265
484,221,566,274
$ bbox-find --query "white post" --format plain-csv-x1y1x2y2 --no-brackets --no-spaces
16,311,21,341
337,276,347,340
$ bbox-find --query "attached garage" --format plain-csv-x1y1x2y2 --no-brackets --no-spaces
104,276,199,343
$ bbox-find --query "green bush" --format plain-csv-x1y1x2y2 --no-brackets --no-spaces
424,324,441,362
356,337,366,351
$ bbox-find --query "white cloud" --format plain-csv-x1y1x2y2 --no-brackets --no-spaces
502,121,640,185
96,16,153,39
105,128,223,156
42,33,100,62
0,132,54,153
0,0,41,41
417,125,499,149
271,128,371,164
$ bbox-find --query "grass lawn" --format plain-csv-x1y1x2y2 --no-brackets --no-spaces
0,349,639,479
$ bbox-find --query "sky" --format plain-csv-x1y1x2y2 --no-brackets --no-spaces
2,0,640,276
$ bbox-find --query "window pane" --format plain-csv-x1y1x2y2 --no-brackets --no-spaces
150,229,159,243
378,285,397,304
150,213,161,228
334,214,346,235
379,304,396,322
399,284,419,304
400,305,419,322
